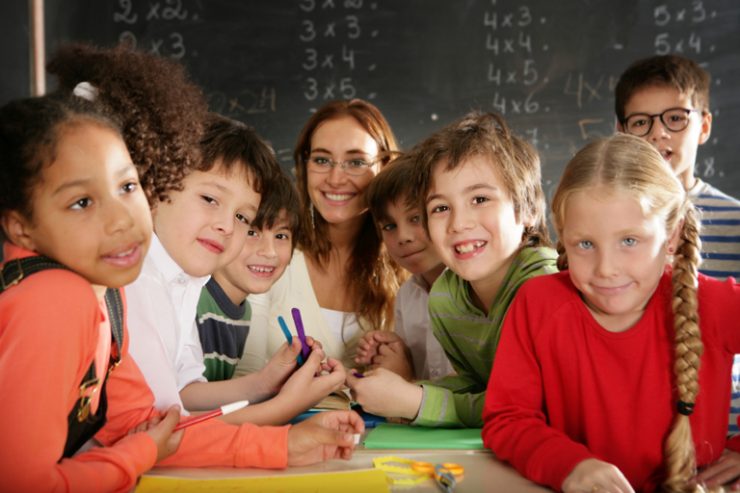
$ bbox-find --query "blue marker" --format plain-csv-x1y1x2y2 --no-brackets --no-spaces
277,315,303,365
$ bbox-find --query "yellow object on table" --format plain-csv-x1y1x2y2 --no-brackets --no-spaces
373,455,464,489
135,468,390,493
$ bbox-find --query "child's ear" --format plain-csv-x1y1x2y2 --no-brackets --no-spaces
615,117,625,133
698,110,712,145
1,211,38,251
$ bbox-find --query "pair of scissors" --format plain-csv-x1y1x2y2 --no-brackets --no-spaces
411,461,464,492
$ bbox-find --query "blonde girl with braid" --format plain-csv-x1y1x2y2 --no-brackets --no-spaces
481,133,740,493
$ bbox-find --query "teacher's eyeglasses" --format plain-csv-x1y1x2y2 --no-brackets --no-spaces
622,107,701,137
307,156,379,176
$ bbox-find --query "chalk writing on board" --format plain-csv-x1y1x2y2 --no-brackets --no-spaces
482,3,545,151
38,0,739,189
653,1,721,178
300,0,380,107
112,0,194,60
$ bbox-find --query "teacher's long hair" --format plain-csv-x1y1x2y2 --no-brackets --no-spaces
294,99,403,333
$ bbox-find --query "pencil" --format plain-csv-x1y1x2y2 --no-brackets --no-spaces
173,400,249,431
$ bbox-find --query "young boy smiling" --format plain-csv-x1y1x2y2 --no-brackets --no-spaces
125,114,276,411
194,164,346,425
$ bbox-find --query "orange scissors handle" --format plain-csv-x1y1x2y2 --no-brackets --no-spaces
411,461,464,478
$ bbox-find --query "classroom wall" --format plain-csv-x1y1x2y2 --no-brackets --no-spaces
2,0,739,198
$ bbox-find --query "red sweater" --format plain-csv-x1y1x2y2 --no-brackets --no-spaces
0,244,289,493
482,271,740,492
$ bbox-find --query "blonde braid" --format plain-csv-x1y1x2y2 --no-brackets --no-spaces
663,204,704,493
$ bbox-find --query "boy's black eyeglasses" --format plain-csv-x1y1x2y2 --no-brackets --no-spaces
622,107,701,137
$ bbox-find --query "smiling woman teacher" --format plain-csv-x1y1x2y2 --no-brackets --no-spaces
242,99,405,372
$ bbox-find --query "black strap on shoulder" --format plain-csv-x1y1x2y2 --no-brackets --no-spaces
1,255,126,459
104,288,124,367
0,256,67,292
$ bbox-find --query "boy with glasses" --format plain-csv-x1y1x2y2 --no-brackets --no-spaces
616,54,740,280
616,54,740,455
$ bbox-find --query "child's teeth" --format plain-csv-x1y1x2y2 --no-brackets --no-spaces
455,241,484,254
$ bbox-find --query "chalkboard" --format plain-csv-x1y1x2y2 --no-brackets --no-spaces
0,2,30,107
38,0,740,198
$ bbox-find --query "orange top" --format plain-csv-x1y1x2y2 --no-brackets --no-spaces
0,243,289,492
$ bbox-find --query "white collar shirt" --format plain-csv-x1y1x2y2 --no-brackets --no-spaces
125,234,209,411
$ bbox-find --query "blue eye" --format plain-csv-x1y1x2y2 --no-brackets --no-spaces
622,237,637,247
578,240,593,250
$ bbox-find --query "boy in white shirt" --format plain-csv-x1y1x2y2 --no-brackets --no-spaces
354,152,453,380
127,115,344,415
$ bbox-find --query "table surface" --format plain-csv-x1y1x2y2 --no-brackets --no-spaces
144,447,552,492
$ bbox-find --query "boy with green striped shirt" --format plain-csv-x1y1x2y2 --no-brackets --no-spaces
348,112,557,427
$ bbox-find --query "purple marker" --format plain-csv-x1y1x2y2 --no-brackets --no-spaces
291,307,311,360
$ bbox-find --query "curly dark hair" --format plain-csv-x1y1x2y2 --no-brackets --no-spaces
47,42,208,205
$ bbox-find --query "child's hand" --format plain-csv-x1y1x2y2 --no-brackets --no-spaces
354,330,383,365
277,350,346,411
257,339,304,395
561,458,634,493
287,409,365,465
129,412,165,435
371,335,415,381
346,367,422,420
143,406,184,463
694,449,740,491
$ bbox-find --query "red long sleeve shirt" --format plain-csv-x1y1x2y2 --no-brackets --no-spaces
0,244,289,493
482,271,740,492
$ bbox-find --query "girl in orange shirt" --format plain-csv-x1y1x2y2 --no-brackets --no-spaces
0,94,363,492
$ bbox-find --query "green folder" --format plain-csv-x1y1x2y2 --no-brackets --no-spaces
363,423,484,450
